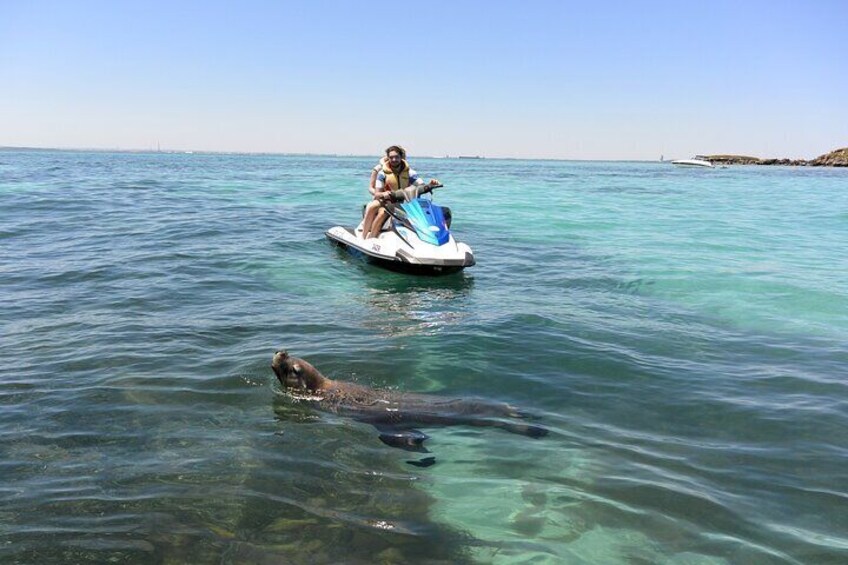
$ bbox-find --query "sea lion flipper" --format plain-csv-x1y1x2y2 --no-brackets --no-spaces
375,426,430,453
406,456,437,468
499,421,550,439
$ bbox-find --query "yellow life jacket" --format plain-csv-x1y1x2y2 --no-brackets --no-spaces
381,160,411,190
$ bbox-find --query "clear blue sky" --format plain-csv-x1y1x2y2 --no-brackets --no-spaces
2,0,846,159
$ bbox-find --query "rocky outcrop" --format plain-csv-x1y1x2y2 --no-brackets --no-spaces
704,154,763,165
759,158,810,166
809,147,848,167
701,147,847,167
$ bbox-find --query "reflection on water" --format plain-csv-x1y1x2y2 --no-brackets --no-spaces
362,274,475,338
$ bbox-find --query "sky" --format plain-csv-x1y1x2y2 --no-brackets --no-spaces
1,0,846,160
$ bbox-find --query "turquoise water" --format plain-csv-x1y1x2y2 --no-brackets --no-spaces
1,149,847,563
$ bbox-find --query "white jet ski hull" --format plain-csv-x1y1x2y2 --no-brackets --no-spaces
326,223,475,276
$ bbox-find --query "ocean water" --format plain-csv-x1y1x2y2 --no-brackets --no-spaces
1,149,847,564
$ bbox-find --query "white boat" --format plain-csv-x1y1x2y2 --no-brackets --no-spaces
671,156,714,168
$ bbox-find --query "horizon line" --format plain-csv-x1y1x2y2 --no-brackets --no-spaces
0,144,666,163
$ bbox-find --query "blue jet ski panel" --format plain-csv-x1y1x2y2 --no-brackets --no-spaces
398,198,450,246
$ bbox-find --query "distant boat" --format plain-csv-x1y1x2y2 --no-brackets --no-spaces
671,156,714,168
458,155,482,159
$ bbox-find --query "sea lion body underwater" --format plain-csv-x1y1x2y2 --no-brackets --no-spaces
271,351,548,456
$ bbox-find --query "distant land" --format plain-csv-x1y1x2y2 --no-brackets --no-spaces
702,147,848,167
2,145,847,165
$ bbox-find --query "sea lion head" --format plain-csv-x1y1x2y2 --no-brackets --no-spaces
271,350,328,392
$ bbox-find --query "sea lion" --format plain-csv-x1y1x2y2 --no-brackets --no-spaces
271,351,548,460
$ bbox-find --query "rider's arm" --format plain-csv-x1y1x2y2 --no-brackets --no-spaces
369,170,379,195
372,172,386,195
369,160,387,196
409,168,425,186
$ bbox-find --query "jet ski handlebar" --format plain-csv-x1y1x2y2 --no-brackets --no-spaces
382,182,444,203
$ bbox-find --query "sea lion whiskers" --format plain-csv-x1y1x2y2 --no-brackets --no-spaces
272,350,332,393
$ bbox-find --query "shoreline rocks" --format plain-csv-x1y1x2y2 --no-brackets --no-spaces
809,147,848,167
702,147,847,167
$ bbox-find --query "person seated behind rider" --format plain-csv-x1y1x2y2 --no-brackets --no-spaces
361,145,440,238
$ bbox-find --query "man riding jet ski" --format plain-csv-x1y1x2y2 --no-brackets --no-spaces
326,146,475,275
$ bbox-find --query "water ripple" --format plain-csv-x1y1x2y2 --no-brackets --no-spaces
2,150,847,562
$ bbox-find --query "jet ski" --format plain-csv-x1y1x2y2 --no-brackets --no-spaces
326,184,475,275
